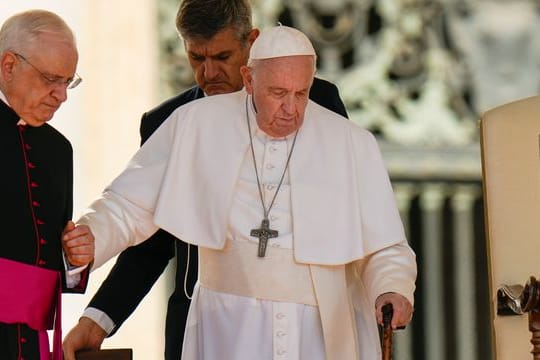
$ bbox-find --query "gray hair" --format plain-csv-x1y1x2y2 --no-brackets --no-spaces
247,56,317,74
0,9,75,55
176,0,253,46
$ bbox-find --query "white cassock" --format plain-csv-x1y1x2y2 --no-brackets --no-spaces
80,89,416,360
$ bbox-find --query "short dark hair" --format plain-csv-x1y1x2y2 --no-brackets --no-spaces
176,0,253,45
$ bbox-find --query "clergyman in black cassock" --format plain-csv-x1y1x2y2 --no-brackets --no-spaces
0,10,92,360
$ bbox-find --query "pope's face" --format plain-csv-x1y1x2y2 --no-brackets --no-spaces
241,55,314,138
1,32,78,126
185,27,258,96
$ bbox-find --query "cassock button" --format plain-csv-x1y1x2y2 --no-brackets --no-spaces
276,330,286,337
266,164,275,170
32,201,40,207
31,181,39,188
20,337,27,343
38,260,46,266
277,349,287,355
276,312,285,320
40,238,47,245
25,144,31,150
28,162,36,169
37,219,45,225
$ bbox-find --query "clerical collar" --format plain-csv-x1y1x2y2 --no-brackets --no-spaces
246,93,296,144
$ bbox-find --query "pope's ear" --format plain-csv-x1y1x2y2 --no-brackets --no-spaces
240,65,253,93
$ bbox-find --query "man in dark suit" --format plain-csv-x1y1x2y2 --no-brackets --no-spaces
63,1,347,359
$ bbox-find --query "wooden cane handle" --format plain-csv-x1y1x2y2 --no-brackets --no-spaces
382,304,393,360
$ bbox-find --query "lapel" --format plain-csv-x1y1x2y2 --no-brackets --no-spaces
193,86,205,100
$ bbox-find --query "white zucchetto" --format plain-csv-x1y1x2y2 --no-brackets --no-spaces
249,25,316,61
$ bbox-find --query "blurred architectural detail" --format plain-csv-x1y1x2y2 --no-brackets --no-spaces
157,0,192,97
251,0,284,29
446,0,540,114
157,0,540,358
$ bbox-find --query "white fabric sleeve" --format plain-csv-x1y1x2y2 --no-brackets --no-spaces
83,307,116,335
64,273,80,289
359,241,417,306
78,190,159,271
62,251,88,288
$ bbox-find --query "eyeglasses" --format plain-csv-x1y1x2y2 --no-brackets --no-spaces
13,52,82,90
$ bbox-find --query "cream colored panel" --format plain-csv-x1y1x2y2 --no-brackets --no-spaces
481,95,540,359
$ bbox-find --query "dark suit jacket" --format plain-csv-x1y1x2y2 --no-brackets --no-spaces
87,78,347,360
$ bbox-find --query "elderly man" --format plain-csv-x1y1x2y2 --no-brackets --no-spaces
63,0,348,359
65,25,416,360
0,9,94,360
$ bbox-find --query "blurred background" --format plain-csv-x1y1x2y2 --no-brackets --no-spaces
3,0,540,359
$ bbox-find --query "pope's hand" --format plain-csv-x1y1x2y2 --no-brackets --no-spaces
62,221,95,267
63,316,107,360
375,292,413,329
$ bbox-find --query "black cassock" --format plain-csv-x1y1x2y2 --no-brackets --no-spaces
0,99,87,359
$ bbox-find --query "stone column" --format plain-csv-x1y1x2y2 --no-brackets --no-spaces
394,183,416,360
420,183,446,360
451,185,480,360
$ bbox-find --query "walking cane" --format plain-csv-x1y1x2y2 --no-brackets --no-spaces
382,303,394,360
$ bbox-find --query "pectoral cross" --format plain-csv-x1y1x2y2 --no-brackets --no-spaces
250,218,278,257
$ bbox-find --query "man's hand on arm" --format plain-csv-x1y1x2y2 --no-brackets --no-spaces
62,221,95,267
63,316,107,360
375,292,413,330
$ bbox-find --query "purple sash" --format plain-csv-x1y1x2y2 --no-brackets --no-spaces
0,257,62,360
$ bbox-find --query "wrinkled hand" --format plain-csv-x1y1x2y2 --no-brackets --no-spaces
375,292,413,330
63,316,107,360
62,221,94,267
